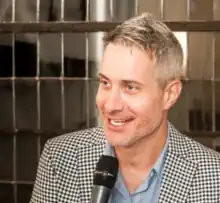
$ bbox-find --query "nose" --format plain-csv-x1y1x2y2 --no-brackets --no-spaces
104,89,124,113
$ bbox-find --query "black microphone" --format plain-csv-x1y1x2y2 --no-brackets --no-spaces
90,155,119,203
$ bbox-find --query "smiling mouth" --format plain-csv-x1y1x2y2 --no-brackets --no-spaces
108,118,134,126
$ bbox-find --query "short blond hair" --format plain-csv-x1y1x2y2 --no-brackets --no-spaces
103,13,184,88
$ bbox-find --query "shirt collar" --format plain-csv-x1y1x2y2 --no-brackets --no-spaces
103,129,169,177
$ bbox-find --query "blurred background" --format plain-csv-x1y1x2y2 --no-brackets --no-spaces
1,0,220,202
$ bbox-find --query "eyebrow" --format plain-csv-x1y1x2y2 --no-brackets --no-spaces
98,73,143,86
98,73,108,80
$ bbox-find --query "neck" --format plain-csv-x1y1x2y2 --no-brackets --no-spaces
114,120,168,171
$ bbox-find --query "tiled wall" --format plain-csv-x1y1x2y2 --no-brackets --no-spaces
1,0,220,202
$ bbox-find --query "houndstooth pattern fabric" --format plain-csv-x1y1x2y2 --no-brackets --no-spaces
30,123,220,203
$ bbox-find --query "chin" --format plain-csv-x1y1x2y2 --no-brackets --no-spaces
105,133,137,148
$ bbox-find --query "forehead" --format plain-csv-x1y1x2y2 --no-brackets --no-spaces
100,44,156,83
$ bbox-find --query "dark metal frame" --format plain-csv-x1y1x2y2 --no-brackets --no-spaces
0,21,219,33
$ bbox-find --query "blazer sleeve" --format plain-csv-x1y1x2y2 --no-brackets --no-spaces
30,140,57,203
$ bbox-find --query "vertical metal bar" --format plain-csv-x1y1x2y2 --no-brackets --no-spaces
186,0,190,132
212,80,216,132
36,0,41,159
160,0,164,19
134,0,139,15
85,0,90,128
110,0,114,20
11,0,17,202
185,85,190,132
60,0,65,129
212,33,216,132
212,1,216,133
201,81,206,130
186,0,189,19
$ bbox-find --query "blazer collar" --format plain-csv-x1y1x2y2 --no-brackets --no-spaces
158,122,198,202
77,127,105,203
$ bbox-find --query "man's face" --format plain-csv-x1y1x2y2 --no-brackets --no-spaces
96,44,175,148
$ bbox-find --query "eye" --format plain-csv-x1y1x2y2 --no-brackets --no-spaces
99,79,111,88
127,84,137,91
126,84,138,92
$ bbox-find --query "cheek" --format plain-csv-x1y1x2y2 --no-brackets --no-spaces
124,96,152,118
96,90,106,109
125,95,162,117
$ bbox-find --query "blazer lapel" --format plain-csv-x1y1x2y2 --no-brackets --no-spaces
158,151,198,202
77,128,105,203
158,123,198,202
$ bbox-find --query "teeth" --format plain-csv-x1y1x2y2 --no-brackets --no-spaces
110,120,126,126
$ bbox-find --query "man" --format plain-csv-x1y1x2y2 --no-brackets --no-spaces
30,13,220,203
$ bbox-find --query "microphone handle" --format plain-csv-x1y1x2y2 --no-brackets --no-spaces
90,185,111,203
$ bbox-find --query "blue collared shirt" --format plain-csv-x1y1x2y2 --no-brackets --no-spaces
103,138,168,203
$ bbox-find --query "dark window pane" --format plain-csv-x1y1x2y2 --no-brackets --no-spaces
15,0,37,21
168,81,188,132
188,33,213,80
64,58,85,77
187,81,213,131
15,80,37,130
0,81,13,131
17,132,38,181
189,0,213,20
88,80,99,128
0,184,14,203
39,0,50,21
0,3,12,22
15,39,36,77
64,33,86,77
0,34,12,77
40,0,61,21
65,0,85,21
0,133,13,180
64,79,98,130
40,61,61,77
40,80,62,131
64,80,86,130
17,184,33,203
40,34,61,77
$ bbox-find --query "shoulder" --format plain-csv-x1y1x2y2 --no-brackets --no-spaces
42,127,105,160
169,123,220,193
168,122,220,170
185,135,220,169
181,136,220,194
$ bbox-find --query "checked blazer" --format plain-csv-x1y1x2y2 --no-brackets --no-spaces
30,122,220,203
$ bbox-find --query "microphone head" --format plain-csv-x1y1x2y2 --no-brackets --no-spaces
93,155,119,189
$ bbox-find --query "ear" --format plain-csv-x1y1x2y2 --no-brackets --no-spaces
163,80,182,110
